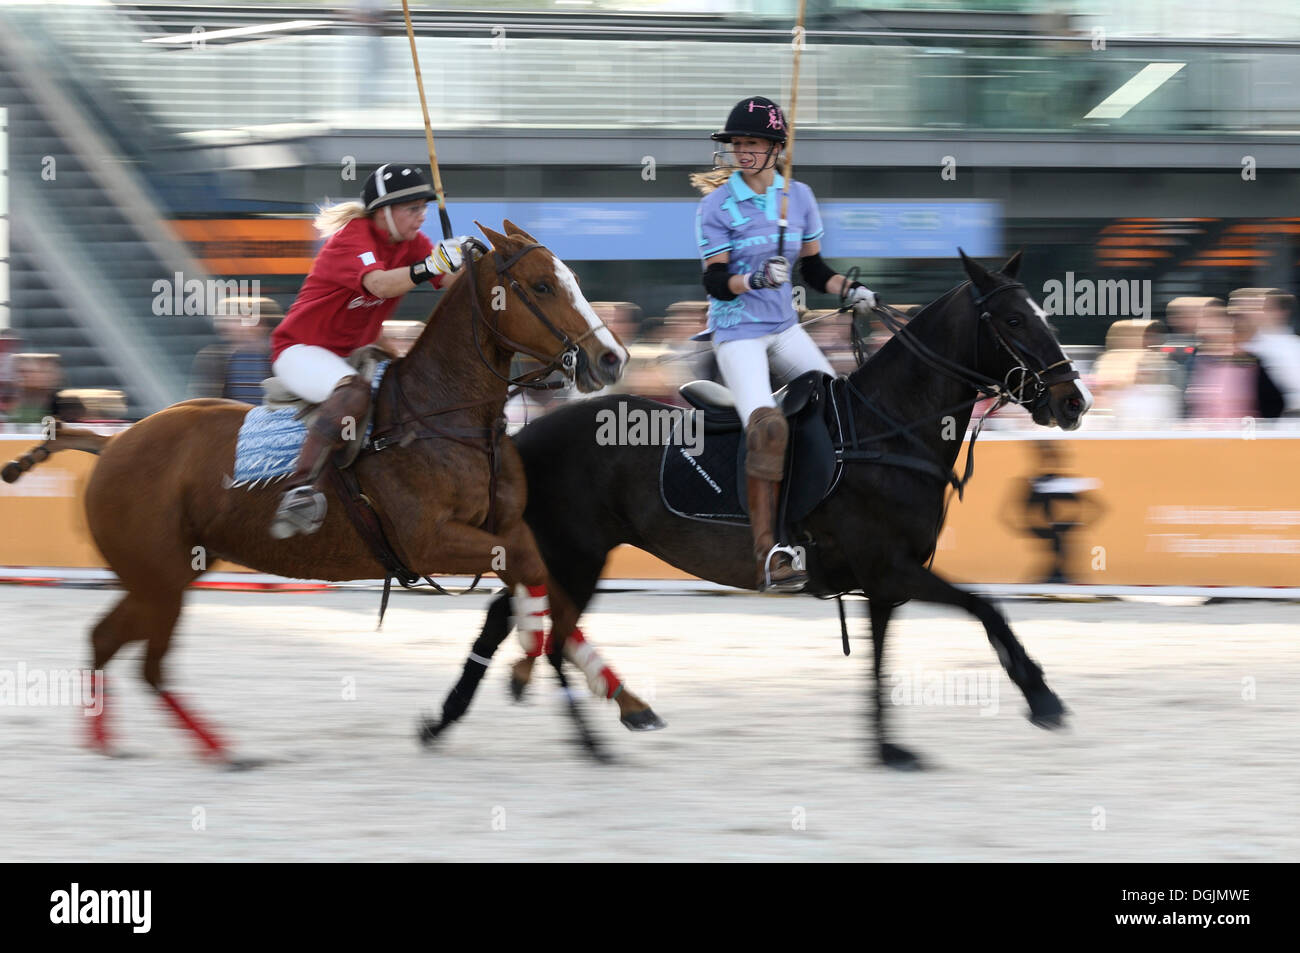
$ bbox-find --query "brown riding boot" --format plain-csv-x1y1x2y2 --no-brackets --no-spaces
269,375,371,539
745,406,808,593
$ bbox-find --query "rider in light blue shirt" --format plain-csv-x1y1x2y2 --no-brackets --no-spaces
696,171,823,341
693,95,878,593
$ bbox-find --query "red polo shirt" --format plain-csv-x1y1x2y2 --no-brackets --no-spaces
271,216,434,361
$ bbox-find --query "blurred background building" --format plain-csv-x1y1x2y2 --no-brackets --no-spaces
2,0,1299,418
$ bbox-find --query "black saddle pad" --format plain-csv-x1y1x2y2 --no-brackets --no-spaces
659,425,748,525
660,373,840,526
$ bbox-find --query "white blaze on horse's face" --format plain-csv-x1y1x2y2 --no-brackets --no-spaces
1027,297,1051,329
1026,292,1094,415
552,258,629,369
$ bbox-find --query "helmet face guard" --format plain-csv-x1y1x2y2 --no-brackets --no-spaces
711,140,782,174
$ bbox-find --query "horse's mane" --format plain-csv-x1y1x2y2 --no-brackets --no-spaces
402,258,477,358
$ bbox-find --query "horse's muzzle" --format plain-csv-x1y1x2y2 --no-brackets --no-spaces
575,346,626,393
1043,378,1092,431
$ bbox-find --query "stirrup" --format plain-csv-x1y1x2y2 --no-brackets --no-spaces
270,485,327,539
761,544,808,594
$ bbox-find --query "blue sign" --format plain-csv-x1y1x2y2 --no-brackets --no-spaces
821,201,1001,259
433,199,1000,262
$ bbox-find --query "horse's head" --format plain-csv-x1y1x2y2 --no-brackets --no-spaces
473,220,628,392
959,249,1093,431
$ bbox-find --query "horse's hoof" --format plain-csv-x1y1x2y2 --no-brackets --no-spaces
880,743,923,770
417,715,444,747
1027,691,1068,729
620,708,667,731
509,676,528,703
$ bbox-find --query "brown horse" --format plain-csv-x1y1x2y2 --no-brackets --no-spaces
2,220,653,761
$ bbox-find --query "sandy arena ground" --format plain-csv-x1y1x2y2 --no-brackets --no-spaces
0,586,1296,861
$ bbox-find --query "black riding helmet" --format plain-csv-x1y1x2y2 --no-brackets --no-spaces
362,163,437,213
711,96,788,144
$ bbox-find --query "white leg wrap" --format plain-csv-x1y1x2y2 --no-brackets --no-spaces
512,583,549,657
565,630,618,700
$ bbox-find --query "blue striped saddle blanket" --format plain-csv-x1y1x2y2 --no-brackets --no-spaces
229,362,389,487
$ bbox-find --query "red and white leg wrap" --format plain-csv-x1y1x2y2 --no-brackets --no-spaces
85,671,109,751
513,584,551,658
565,628,622,700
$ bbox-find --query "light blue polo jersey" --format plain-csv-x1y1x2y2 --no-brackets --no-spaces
695,171,824,342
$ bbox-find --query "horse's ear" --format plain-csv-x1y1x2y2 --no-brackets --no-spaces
502,219,539,244
958,248,996,292
476,221,514,252
1001,249,1023,279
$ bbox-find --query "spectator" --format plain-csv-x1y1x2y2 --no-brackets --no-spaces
1093,319,1179,425
1157,296,1210,398
380,320,424,357
1237,288,1300,418
189,297,282,404
0,329,21,418
1112,351,1181,425
1185,302,1257,420
8,353,86,424
804,309,857,376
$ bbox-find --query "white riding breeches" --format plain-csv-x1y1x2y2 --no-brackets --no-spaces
713,324,835,429
271,344,356,404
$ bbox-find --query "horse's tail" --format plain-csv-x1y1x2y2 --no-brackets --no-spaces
1,422,110,484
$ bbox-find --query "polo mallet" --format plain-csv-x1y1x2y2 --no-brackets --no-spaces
776,0,808,260
400,0,453,241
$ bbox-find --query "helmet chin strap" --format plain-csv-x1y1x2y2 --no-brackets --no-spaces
382,205,401,242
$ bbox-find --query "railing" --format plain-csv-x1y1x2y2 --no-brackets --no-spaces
6,2,1300,142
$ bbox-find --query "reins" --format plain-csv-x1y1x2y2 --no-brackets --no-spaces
343,237,611,621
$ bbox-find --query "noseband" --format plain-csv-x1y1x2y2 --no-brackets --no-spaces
967,281,1079,406
465,239,607,390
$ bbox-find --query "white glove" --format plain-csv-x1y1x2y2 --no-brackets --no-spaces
747,256,790,290
845,282,877,311
431,236,471,274
410,236,471,285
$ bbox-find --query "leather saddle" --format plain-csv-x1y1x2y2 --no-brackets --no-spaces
663,371,841,526
259,344,392,470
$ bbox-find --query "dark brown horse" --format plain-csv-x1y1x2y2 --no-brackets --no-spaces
423,251,1093,768
3,220,638,761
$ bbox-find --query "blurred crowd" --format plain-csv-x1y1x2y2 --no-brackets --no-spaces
2,287,1298,430
1087,288,1300,425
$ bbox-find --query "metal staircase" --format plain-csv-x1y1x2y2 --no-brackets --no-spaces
0,11,219,417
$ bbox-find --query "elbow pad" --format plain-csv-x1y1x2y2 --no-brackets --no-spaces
798,253,836,294
702,262,738,301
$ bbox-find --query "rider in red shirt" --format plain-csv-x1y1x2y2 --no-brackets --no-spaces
268,163,469,538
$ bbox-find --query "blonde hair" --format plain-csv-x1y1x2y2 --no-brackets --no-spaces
313,200,368,237
689,169,731,195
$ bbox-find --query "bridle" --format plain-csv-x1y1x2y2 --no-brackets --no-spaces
465,238,609,391
864,279,1080,411
965,281,1079,407
346,236,613,613
834,275,1083,503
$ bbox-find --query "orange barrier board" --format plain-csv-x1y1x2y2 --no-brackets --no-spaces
2,434,1296,586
